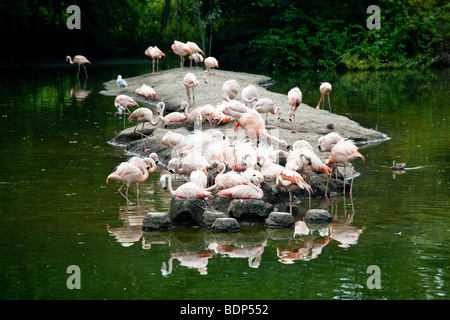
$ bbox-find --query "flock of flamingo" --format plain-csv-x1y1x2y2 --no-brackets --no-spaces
67,40,365,215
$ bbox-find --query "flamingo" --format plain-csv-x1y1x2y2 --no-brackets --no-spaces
160,174,213,199
287,87,302,133
221,101,249,120
217,176,263,200
156,102,187,128
317,82,332,111
197,104,219,128
171,40,192,72
207,163,248,191
145,46,165,74
114,94,139,116
106,162,152,205
183,73,199,106
222,80,240,101
203,57,219,85
126,154,159,200
128,107,159,148
116,75,128,89
234,109,290,149
253,98,281,124
186,41,204,70
161,130,188,152
66,55,90,78
135,84,158,104
276,168,312,214
181,101,203,122
325,139,365,197
189,169,208,189
317,132,344,152
241,85,259,107
190,53,204,68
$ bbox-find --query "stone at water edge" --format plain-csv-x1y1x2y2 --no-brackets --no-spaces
304,209,332,223
142,212,172,231
211,218,241,233
227,199,273,221
265,212,295,229
203,210,228,227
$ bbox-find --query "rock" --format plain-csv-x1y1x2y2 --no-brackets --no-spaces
227,199,273,222
265,212,295,229
142,212,172,231
168,197,213,227
203,210,228,227
304,209,332,223
211,218,241,233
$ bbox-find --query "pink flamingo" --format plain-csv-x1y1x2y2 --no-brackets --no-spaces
144,46,165,74
287,87,302,133
186,41,204,70
207,162,249,191
203,57,219,85
106,162,153,205
171,40,192,72
190,53,204,68
127,154,159,200
222,79,240,101
234,109,289,149
66,55,90,78
318,132,344,152
276,169,312,214
183,73,199,106
135,84,158,102
114,94,139,116
241,85,259,107
217,176,263,200
160,174,213,199
253,98,281,124
128,107,159,148
189,169,208,189
325,139,365,197
156,102,188,128
197,104,219,128
317,82,332,111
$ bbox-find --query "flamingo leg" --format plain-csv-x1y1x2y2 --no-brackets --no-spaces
157,58,160,74
136,183,139,201
349,164,355,198
325,174,330,202
291,113,296,134
213,70,216,86
83,65,88,79
343,164,346,196
117,184,133,205
152,58,156,75
327,94,331,112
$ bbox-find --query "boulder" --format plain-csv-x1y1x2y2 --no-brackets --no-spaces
304,209,332,223
168,197,213,227
227,199,273,222
142,212,172,231
265,212,295,229
211,218,241,233
203,210,228,227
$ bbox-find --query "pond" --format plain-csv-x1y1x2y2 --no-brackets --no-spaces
0,60,448,300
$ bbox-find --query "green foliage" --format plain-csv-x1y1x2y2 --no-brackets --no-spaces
0,0,447,70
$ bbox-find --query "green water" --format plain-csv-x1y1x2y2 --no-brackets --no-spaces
0,61,448,300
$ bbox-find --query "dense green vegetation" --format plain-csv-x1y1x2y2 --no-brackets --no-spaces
1,0,448,71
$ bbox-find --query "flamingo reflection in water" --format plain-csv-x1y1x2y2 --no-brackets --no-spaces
208,239,267,269
161,250,214,276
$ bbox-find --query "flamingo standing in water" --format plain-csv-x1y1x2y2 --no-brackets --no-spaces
66,55,90,78
203,57,219,85
217,176,263,200
287,87,302,133
183,73,199,106
253,98,281,124
145,46,165,74
241,85,259,107
171,40,192,72
160,174,213,199
156,102,187,128
325,139,365,197
127,154,159,200
186,41,204,70
234,109,290,149
317,82,332,111
106,162,152,205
